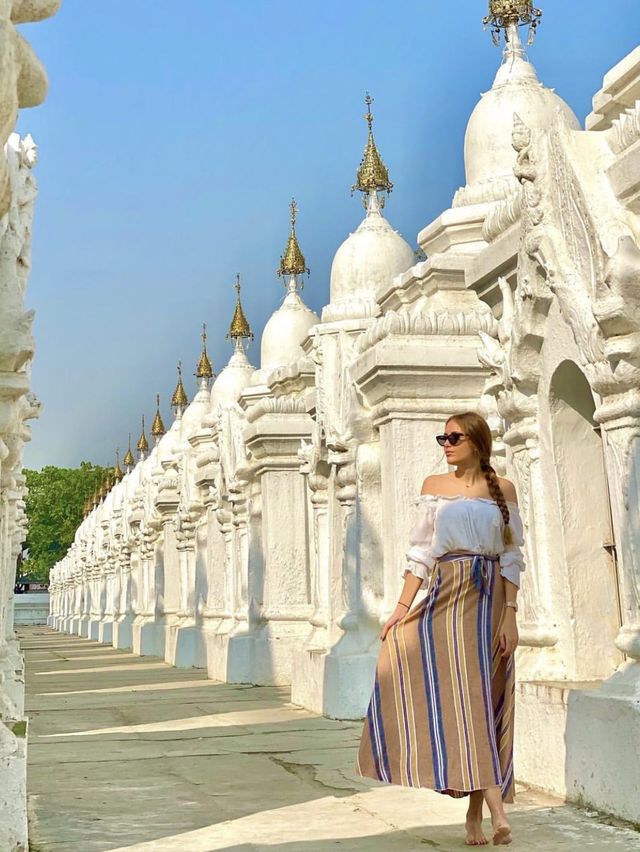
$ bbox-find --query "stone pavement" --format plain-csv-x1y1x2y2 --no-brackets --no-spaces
20,627,640,852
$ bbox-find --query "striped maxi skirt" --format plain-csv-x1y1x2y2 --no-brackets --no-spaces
355,552,515,801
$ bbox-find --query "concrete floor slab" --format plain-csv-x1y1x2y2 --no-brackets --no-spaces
21,627,640,852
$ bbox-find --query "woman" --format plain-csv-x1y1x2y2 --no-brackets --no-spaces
356,412,524,847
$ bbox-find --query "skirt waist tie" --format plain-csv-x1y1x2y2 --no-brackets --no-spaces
438,551,499,596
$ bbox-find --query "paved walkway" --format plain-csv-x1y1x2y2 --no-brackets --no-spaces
20,627,640,852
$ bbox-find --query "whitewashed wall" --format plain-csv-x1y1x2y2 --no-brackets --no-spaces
0,3,62,847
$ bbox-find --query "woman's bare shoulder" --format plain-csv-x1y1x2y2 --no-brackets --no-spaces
420,473,450,496
498,477,518,504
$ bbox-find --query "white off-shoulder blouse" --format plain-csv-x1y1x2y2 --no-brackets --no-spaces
402,494,526,590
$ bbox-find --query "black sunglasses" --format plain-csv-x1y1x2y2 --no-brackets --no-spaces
435,431,466,447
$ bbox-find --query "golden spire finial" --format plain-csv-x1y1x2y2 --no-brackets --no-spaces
352,93,393,196
123,433,135,469
113,449,124,482
484,1,542,46
365,93,374,131
196,323,214,380
171,361,189,411
277,198,309,279
100,471,113,499
136,414,149,454
226,274,254,343
151,393,166,438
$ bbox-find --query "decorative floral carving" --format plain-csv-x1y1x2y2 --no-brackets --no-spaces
513,111,640,395
244,395,306,423
594,235,640,385
321,295,381,323
453,173,520,208
158,464,179,494
609,101,640,155
483,188,523,243
355,305,498,356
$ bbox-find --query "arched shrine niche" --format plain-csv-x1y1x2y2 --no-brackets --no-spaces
548,360,623,680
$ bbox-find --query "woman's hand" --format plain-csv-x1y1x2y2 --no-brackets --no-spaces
380,605,409,641
499,609,519,657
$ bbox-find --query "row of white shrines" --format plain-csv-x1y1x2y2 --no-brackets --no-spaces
41,22,640,832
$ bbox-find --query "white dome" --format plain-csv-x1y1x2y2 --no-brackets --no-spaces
260,285,319,370
210,346,255,407
464,36,580,189
156,417,181,463
180,385,211,434
141,446,157,473
329,195,414,306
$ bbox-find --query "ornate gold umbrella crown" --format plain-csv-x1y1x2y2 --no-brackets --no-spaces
136,414,149,454
196,323,214,379
151,394,166,438
171,362,189,410
226,274,254,342
113,449,124,482
123,433,135,468
278,199,309,278
100,472,113,499
352,93,393,196
483,0,542,46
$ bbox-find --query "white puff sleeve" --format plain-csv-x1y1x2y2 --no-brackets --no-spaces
401,497,438,590
500,502,526,588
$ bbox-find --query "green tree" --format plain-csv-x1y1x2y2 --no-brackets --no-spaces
21,462,110,582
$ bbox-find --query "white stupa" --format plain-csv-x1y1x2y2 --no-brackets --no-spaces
324,95,414,321
455,15,580,206
251,200,319,384
178,327,216,434
210,275,255,408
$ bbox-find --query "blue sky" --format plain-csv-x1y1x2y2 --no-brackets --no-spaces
18,0,640,470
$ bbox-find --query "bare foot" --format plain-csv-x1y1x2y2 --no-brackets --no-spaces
492,822,512,846
465,815,489,846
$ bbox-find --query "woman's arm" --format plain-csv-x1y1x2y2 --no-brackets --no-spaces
380,573,424,641
399,573,425,608
382,477,440,641
499,478,520,657
500,578,519,657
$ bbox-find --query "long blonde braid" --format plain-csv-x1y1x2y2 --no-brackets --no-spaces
479,457,514,546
